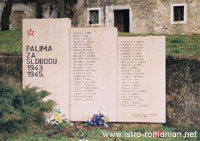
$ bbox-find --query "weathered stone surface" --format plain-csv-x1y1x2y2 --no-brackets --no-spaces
0,1,77,30
2,0,199,33
10,2,36,30
0,53,22,88
42,3,57,18
73,0,200,34
166,56,200,128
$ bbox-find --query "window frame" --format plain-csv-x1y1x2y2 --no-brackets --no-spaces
171,3,187,24
87,8,101,26
89,10,99,24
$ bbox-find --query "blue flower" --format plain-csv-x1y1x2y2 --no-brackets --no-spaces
89,112,107,127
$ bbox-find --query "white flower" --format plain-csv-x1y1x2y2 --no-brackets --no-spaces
104,123,108,128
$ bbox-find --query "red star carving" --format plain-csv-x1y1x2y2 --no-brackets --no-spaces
27,28,34,36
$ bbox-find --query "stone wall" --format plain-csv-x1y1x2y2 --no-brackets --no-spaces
0,1,78,30
72,0,85,27
73,0,200,34
166,56,200,128
42,3,57,19
0,53,22,87
0,1,58,30
0,54,199,127
1,0,199,33
10,2,36,30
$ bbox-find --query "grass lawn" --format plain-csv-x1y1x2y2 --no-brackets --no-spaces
119,32,200,57
0,30,200,57
2,122,200,140
0,30,22,54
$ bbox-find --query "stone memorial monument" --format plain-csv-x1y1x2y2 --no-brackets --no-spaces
23,18,166,123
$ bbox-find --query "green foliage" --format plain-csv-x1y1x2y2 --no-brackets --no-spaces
0,84,55,134
171,48,180,54
3,123,199,140
118,32,200,57
1,30,200,57
170,37,183,43
0,30,22,54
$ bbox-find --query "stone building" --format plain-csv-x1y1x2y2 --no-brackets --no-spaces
0,0,200,34
0,0,58,30
73,0,200,34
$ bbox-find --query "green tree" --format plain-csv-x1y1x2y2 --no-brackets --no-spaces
0,84,55,134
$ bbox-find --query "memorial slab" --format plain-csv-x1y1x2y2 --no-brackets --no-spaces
117,36,166,123
70,27,118,121
23,20,166,123
23,18,71,118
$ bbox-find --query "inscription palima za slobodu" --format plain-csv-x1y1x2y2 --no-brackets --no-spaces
23,18,71,119
23,18,166,123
